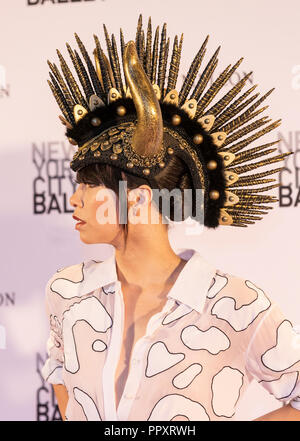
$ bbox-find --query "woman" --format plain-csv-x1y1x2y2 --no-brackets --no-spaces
41,16,300,421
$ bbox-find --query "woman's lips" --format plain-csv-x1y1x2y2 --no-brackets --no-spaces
73,215,86,230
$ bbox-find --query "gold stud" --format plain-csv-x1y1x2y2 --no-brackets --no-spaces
93,151,101,157
167,147,174,155
207,160,217,170
209,190,220,200
143,168,150,175
222,216,228,222
172,114,181,126
229,196,234,202
224,155,230,161
68,137,77,146
193,134,203,145
170,93,176,100
91,117,101,127
91,142,100,151
79,156,85,160
159,161,165,168
113,144,122,154
116,106,127,116
127,162,134,168
110,154,118,160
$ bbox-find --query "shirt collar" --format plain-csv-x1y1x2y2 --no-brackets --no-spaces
82,248,216,313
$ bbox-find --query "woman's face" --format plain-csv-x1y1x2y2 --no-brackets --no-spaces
69,183,122,244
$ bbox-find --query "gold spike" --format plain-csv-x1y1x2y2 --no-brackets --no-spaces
206,71,253,117
58,115,73,130
74,32,104,99
197,114,215,131
223,119,282,154
151,26,159,84
232,203,273,210
214,86,258,129
219,208,233,225
103,24,120,92
231,140,280,165
47,61,75,110
74,104,88,123
196,58,244,117
120,28,125,61
166,35,179,93
224,171,239,185
229,151,292,175
47,79,70,123
125,86,132,99
157,23,167,93
135,14,143,55
93,34,113,93
222,116,270,147
145,17,152,76
93,49,104,90
233,183,281,194
180,36,209,105
124,41,163,157
235,166,284,181
191,53,219,103
66,44,93,101
228,178,276,188
56,49,87,107
111,33,124,95
181,98,197,118
211,131,227,147
220,106,268,135
218,151,235,166
163,89,179,105
230,147,278,167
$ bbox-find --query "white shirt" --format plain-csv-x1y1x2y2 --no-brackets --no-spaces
41,248,300,420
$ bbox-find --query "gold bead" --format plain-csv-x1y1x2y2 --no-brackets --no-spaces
110,154,118,160
116,106,127,116
93,151,101,157
170,93,176,99
68,137,77,146
207,160,217,170
209,190,220,200
193,134,203,145
145,160,150,166
172,114,181,126
229,196,234,202
143,168,150,175
91,117,101,127
79,156,85,160
222,216,228,222
127,162,134,168
224,155,230,161
82,147,89,154
159,161,165,168
167,147,174,155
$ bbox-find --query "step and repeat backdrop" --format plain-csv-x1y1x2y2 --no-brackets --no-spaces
0,0,299,421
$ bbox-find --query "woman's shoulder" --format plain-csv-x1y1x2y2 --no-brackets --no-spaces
207,268,273,330
45,259,104,303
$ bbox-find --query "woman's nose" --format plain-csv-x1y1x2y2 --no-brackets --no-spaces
70,188,83,208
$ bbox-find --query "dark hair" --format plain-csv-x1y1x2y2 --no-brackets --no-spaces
76,155,194,240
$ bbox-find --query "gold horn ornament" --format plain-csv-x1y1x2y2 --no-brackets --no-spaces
123,40,163,157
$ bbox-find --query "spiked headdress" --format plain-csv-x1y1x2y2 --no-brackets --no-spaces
47,15,292,228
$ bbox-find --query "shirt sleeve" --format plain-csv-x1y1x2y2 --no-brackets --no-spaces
41,278,65,386
245,301,300,411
